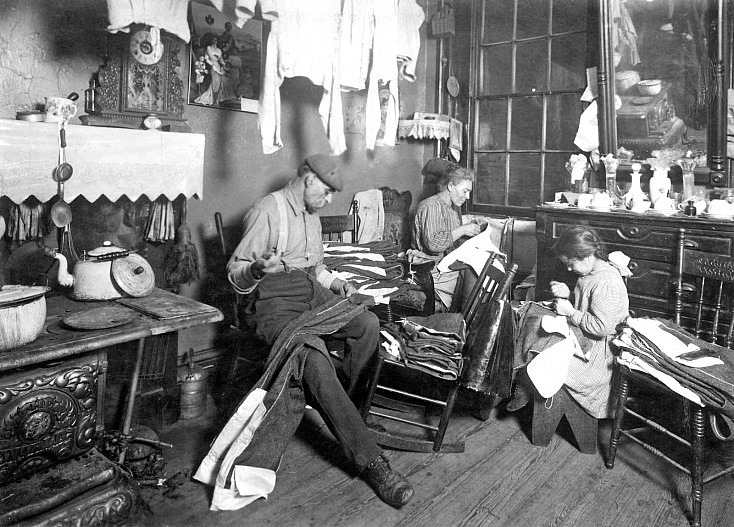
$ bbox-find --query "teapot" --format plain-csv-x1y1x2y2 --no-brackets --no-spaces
49,242,155,300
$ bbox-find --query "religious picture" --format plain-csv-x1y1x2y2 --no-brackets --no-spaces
187,0,263,113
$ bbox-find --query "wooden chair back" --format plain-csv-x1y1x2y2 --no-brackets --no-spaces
675,227,734,347
320,200,359,243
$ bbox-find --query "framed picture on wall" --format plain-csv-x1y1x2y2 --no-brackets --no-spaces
187,0,263,113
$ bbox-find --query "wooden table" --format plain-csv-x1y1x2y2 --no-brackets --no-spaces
0,288,222,525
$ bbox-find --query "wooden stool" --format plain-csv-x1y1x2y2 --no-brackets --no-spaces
532,387,598,454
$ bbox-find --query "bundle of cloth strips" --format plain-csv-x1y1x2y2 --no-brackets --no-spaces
380,313,466,381
614,318,734,422
323,240,426,308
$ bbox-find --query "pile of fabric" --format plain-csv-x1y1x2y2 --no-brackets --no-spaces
614,318,734,419
380,313,466,381
323,240,413,303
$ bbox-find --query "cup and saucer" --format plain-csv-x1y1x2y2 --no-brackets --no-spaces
700,199,734,220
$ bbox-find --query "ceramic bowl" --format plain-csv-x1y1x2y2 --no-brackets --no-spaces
638,80,662,96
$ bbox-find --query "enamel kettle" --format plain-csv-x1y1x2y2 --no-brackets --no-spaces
51,242,155,300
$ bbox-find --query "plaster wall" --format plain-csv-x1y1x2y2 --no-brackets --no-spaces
0,0,438,353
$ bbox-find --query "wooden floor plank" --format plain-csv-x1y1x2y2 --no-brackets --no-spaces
135,397,734,527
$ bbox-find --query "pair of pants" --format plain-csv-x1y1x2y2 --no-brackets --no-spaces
255,270,382,470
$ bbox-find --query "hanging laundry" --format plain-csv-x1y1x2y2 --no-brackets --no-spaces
207,0,278,28
396,0,425,82
106,0,191,42
258,0,345,155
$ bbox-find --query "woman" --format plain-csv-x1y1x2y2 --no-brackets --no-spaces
410,164,482,312
194,36,225,105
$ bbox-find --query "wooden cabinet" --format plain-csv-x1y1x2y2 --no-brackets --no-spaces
535,206,734,321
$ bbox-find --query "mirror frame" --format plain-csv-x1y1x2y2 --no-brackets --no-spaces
597,0,730,186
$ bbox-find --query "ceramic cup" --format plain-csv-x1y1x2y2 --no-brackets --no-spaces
654,196,676,212
678,199,706,214
707,199,733,216
577,194,593,209
44,96,77,123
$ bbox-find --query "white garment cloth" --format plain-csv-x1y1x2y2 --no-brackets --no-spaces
396,0,425,82
527,315,586,398
353,189,385,243
207,0,279,28
365,1,400,150
339,0,374,91
106,0,190,43
259,0,346,155
193,388,276,510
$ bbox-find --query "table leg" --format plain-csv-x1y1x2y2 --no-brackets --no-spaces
119,336,146,464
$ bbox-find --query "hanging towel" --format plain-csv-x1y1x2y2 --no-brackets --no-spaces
106,0,191,42
353,189,384,244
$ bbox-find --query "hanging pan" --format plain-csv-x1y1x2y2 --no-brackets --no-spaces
52,126,73,183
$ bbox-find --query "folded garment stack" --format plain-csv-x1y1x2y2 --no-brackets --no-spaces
380,313,466,381
614,318,734,419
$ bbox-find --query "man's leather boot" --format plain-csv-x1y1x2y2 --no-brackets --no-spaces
361,454,414,507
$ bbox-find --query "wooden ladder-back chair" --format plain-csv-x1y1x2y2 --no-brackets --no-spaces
214,213,270,411
607,228,734,527
320,199,359,243
360,253,518,453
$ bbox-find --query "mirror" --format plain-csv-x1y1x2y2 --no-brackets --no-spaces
597,0,729,185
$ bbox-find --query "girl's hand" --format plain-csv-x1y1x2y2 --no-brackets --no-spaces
554,298,575,317
549,280,570,299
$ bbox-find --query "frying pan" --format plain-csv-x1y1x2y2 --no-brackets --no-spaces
52,127,73,182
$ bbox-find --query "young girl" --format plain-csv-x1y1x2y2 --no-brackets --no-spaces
510,225,629,418
547,225,630,418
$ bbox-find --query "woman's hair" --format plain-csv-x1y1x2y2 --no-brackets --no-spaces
436,164,474,192
553,224,608,261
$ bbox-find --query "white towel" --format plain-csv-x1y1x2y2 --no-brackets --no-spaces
353,189,385,243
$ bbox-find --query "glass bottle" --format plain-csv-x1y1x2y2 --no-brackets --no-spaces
624,163,646,209
649,167,672,205
678,157,697,201
602,154,619,198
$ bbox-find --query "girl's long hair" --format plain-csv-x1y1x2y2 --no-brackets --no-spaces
552,224,607,261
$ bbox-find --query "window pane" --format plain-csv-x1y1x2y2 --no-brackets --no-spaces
545,93,584,150
481,44,512,95
544,152,572,201
516,40,547,92
552,0,587,34
550,34,587,90
510,96,543,149
517,0,548,39
507,154,541,207
474,153,506,206
484,0,513,44
508,153,541,206
475,99,508,150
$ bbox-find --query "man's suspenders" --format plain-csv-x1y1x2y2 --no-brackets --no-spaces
273,191,288,254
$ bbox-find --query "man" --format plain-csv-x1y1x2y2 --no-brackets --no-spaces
224,154,413,508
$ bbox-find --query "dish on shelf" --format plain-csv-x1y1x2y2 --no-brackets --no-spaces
647,209,679,216
588,205,614,211
543,201,570,207
699,212,734,220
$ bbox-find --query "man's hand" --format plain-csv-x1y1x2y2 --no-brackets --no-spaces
549,280,570,299
341,282,358,297
554,298,575,317
253,249,283,277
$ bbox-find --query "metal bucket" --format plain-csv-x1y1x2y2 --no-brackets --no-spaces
179,366,207,420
